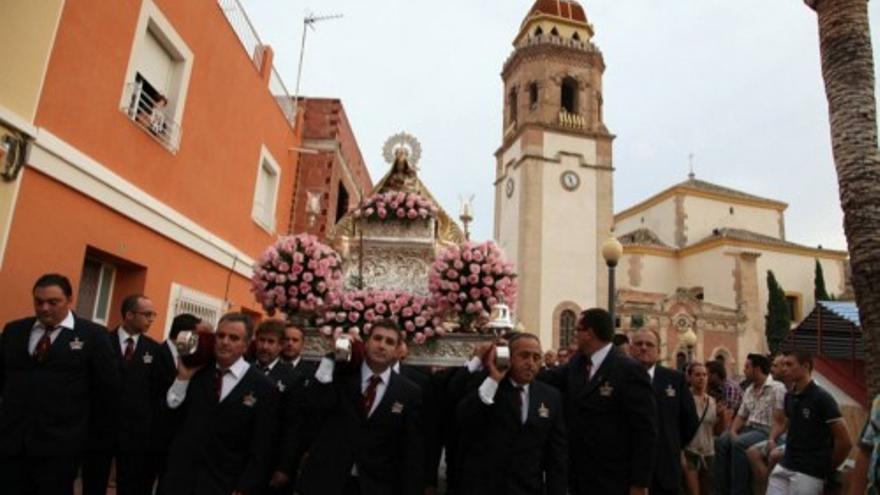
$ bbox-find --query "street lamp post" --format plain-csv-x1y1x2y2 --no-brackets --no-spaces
601,237,623,329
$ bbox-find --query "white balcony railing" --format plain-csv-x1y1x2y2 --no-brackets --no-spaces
218,0,297,124
558,110,586,130
121,82,182,152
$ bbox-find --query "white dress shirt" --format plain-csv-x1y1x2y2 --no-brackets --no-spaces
166,356,251,408
589,342,613,380
647,364,656,383
259,357,281,374
314,358,392,417
28,311,75,354
117,326,140,356
478,376,530,424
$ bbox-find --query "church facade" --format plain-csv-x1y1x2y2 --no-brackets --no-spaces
494,0,849,374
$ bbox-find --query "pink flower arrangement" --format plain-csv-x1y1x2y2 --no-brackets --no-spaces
428,241,518,326
315,289,441,344
251,234,343,316
352,191,438,222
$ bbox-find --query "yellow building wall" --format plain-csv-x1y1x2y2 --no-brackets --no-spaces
0,0,65,121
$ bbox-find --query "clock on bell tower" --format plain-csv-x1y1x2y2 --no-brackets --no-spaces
493,0,615,349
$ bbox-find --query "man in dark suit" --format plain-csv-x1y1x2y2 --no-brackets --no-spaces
281,318,315,383
630,328,699,495
394,341,444,494
162,312,279,495
0,273,121,495
538,308,657,495
82,294,169,495
297,320,423,495
456,333,567,495
152,312,202,485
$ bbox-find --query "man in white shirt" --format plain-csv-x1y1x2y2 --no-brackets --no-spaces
161,312,279,495
297,320,423,495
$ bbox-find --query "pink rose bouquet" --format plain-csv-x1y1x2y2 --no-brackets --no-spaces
352,191,438,222
428,241,518,330
251,234,343,316
316,288,440,344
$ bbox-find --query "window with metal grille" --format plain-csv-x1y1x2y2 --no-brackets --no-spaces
164,283,224,338
559,309,577,348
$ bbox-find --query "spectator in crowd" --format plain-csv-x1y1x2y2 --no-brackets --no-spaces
543,349,558,369
706,359,741,427
297,320,423,495
715,353,786,495
851,393,880,495
163,313,279,495
556,347,572,366
683,362,725,495
456,333,567,495
82,294,167,495
539,308,657,495
0,273,121,495
766,351,851,495
612,332,631,356
630,329,699,495
747,353,793,494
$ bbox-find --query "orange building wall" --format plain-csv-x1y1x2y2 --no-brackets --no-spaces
34,0,298,255
0,0,303,337
0,170,260,339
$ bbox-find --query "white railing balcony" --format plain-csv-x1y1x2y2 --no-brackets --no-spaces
121,82,182,153
558,110,586,130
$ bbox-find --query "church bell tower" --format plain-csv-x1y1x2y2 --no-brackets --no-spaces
493,0,614,348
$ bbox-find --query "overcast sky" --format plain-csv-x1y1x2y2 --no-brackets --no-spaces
240,0,880,250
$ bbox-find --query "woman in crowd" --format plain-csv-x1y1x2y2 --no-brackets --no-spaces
683,362,728,495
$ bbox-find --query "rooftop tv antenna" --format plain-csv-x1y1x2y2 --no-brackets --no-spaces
292,12,343,118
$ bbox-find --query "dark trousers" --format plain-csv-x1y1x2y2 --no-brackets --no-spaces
82,452,155,495
0,454,80,495
342,476,362,495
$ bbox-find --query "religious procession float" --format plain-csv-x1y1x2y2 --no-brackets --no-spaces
249,133,520,366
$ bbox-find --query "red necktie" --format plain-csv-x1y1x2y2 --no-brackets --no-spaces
123,337,135,362
32,326,54,363
215,368,227,402
362,375,382,417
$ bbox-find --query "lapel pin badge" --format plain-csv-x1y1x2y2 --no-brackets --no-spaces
599,381,614,397
242,392,257,407
69,337,84,351
666,384,676,397
277,381,286,393
538,402,550,418
142,352,153,364
391,401,404,414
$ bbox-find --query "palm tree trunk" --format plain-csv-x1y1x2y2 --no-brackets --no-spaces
807,0,880,399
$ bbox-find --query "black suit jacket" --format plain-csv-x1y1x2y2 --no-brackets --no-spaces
162,364,279,495
153,341,180,456
399,364,443,488
0,316,121,457
456,376,567,495
275,358,317,483
297,362,423,495
650,365,699,492
539,346,658,495
106,330,169,454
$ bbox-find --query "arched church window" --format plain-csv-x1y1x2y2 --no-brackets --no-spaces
559,309,577,348
561,77,578,114
508,88,518,125
534,26,544,36
529,83,538,109
572,31,581,41
551,27,560,37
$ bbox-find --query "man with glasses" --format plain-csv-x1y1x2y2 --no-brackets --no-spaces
163,313,279,495
0,273,120,495
83,294,166,495
630,329,699,495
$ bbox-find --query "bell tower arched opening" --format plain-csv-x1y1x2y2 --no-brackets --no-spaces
561,77,579,114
